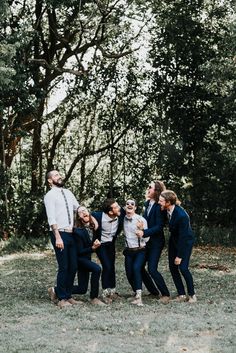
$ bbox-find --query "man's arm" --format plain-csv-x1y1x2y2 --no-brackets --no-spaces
44,193,64,249
51,225,64,249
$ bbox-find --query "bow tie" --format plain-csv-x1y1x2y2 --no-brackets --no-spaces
109,218,118,223
125,216,133,221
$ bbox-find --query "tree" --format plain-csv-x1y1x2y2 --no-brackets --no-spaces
0,0,235,242
148,0,236,233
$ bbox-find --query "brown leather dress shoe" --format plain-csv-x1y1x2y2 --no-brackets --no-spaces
67,298,83,305
172,295,187,302
159,296,171,304
57,300,72,309
91,298,106,306
48,287,58,303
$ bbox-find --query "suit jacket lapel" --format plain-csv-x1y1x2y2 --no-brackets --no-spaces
144,201,149,218
169,207,177,228
147,202,155,219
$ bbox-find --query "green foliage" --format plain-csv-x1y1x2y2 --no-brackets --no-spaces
0,234,50,255
195,225,236,247
0,0,235,245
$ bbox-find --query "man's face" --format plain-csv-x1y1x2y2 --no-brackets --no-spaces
48,170,64,187
125,200,136,216
146,182,155,199
158,196,169,210
109,202,121,217
77,207,90,223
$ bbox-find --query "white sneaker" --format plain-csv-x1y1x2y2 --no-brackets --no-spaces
131,297,144,307
188,294,197,303
109,292,122,300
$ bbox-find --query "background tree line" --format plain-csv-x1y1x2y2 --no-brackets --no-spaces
0,0,235,246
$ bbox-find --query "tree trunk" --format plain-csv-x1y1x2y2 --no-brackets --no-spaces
30,104,44,194
0,110,10,226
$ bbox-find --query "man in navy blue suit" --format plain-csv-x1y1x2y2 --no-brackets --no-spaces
136,180,170,303
159,190,197,303
92,198,125,303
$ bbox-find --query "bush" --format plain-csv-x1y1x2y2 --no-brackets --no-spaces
0,235,50,255
194,225,236,247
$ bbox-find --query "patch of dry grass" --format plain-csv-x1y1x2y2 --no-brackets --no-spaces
0,247,235,353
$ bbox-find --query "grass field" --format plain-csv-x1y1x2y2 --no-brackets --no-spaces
0,246,235,353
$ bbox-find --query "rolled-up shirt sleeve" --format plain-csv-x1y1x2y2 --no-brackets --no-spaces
44,193,57,226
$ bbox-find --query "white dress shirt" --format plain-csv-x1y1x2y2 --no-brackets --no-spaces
147,199,155,215
101,212,119,243
167,205,175,221
124,214,148,248
44,187,79,229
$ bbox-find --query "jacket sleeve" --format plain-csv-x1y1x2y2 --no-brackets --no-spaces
91,212,102,241
115,207,126,239
74,228,93,255
143,207,165,237
176,215,194,258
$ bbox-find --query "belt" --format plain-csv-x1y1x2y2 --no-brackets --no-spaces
126,247,145,252
58,228,73,233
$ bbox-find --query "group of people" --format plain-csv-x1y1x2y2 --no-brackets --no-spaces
44,170,196,309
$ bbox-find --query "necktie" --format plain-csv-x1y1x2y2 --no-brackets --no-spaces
85,226,94,241
61,189,71,225
167,212,171,221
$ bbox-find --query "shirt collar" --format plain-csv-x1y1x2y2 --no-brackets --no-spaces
125,215,133,221
168,205,175,217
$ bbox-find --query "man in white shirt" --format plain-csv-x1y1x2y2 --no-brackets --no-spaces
44,170,80,308
92,199,125,303
123,199,148,306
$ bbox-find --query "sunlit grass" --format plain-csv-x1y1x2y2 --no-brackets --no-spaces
0,247,235,353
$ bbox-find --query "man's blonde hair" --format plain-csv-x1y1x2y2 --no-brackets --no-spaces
160,190,181,205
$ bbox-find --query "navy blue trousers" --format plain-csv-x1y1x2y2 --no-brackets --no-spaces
142,266,160,295
168,238,195,296
72,257,101,299
50,231,77,300
145,238,170,297
124,248,146,291
96,242,116,290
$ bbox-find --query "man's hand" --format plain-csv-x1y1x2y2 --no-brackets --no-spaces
136,230,144,238
92,239,101,250
55,234,64,249
51,225,64,249
174,257,182,265
137,220,144,230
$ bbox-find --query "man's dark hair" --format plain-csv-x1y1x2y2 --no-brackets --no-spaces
153,180,166,202
46,171,53,180
102,198,116,214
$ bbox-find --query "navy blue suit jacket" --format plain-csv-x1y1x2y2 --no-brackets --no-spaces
143,201,165,242
73,227,96,259
91,208,125,242
168,205,195,258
